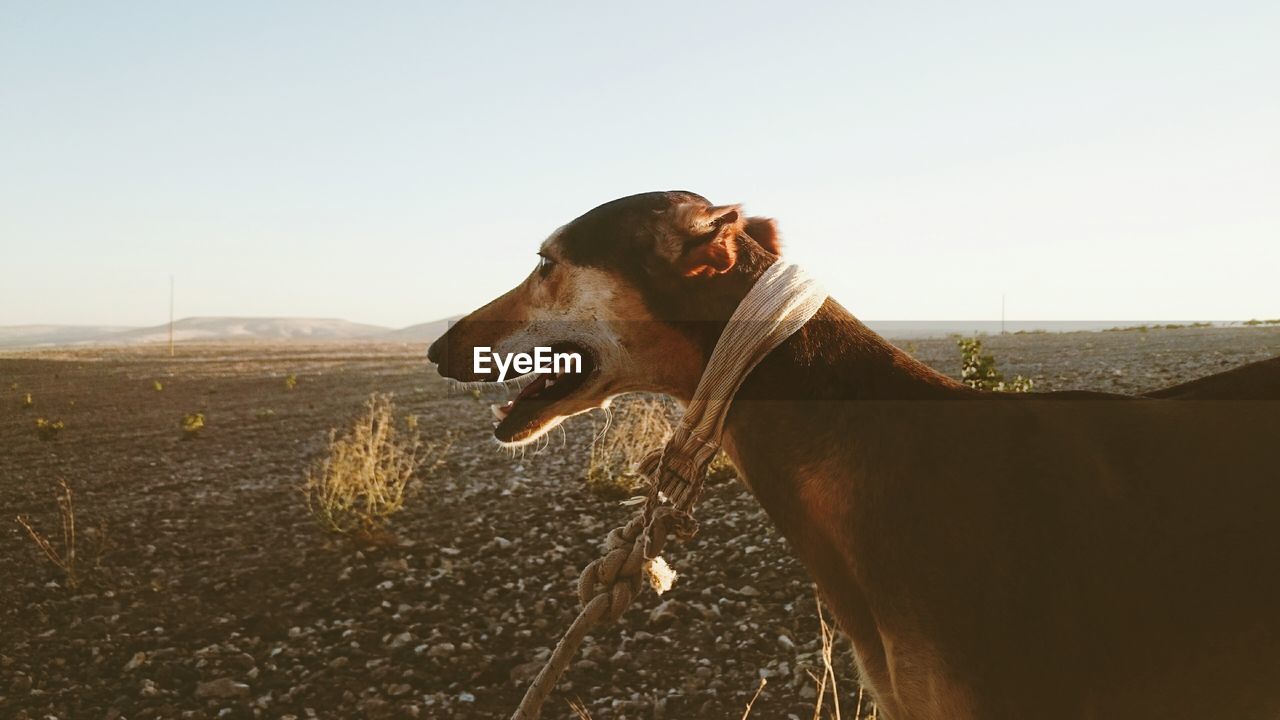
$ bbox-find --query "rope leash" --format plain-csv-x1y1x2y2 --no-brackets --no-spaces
510,260,827,720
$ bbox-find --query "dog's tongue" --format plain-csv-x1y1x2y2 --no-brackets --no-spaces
492,374,554,423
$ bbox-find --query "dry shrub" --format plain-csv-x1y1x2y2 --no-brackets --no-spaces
957,337,1033,393
586,395,676,500
35,417,65,441
303,393,450,536
586,395,739,500
15,478,78,590
181,412,205,439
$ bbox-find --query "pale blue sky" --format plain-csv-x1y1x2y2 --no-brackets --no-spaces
3,1,1277,327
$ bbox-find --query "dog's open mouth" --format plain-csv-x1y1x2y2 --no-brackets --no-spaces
491,342,598,444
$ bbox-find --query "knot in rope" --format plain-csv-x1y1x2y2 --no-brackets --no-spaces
576,507,696,624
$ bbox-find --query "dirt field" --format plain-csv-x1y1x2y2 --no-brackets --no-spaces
3,326,1278,720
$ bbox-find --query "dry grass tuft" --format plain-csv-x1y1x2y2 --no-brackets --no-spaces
181,412,205,439
742,677,768,718
302,393,450,537
808,592,842,720
586,394,738,500
585,394,676,500
567,697,592,719
35,417,65,441
15,478,79,590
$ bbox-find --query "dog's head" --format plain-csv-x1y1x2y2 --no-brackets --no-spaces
427,190,782,446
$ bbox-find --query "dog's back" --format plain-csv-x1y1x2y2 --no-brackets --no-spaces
751,394,1280,719
1145,355,1280,400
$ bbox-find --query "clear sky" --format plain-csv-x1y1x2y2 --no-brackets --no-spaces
3,1,1277,328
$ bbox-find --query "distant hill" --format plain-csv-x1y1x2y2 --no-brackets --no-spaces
105,317,392,345
0,317,393,349
379,317,456,343
0,324,138,348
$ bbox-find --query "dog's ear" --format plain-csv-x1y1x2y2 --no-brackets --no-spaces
670,203,746,278
744,217,782,256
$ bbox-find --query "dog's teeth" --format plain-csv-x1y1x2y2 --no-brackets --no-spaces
545,376,556,388
490,403,510,422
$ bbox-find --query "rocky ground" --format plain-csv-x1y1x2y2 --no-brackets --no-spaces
2,327,1277,720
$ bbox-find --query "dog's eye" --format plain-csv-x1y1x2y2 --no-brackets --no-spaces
537,254,556,277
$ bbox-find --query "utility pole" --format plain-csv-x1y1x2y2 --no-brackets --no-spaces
169,275,175,357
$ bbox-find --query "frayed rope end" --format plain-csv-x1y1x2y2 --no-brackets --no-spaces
644,555,677,595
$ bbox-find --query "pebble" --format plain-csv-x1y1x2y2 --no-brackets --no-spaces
195,678,251,699
648,600,685,626
427,642,455,658
123,651,147,672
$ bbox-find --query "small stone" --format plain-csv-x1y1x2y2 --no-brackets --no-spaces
123,651,147,672
195,678,251,699
777,635,796,652
388,683,412,696
388,632,414,650
738,585,761,597
426,642,455,658
648,600,685,626
510,660,543,685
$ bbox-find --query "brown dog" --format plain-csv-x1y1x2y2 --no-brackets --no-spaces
428,191,1280,719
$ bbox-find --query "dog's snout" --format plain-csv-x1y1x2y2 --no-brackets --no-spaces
428,327,472,380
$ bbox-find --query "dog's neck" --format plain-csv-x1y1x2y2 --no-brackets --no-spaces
666,250,964,403
743,299,965,402
707,299,965,685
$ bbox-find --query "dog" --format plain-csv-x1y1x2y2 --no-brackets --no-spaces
428,191,1280,719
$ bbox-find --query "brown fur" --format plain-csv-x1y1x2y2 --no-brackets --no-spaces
429,192,1280,719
